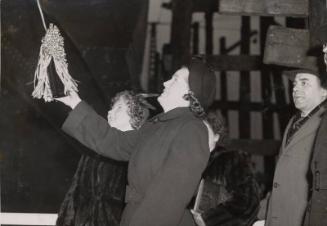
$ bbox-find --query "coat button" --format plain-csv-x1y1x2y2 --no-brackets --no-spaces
273,182,279,188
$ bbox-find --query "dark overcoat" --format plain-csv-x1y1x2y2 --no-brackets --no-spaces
266,107,325,226
304,105,327,226
62,102,210,226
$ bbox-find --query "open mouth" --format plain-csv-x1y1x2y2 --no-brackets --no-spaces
294,96,304,102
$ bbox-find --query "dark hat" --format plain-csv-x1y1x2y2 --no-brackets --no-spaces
284,54,327,88
187,57,216,110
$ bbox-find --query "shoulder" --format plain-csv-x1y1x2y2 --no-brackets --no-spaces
179,115,207,135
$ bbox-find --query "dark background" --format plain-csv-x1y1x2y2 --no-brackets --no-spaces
1,0,149,212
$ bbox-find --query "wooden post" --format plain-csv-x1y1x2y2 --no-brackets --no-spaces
170,0,193,71
205,11,214,55
260,17,276,192
239,16,251,139
192,22,199,55
220,37,228,119
260,17,275,139
271,68,289,132
308,0,327,47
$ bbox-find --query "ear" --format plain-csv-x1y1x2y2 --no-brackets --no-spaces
321,88,327,99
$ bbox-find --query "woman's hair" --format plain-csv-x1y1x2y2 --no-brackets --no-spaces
183,91,206,118
182,55,216,118
111,91,149,129
205,109,228,147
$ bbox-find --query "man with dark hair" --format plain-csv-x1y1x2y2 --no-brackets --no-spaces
265,55,327,226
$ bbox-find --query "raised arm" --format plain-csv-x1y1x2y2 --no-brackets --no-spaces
62,101,138,161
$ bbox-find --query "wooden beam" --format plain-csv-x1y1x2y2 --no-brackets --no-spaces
259,18,277,189
205,12,214,55
162,0,218,13
227,139,280,156
219,38,228,119
192,22,199,54
239,16,251,139
210,100,291,112
260,18,275,140
206,55,262,71
219,0,309,17
170,0,193,71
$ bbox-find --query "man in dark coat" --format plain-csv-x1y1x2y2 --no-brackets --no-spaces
264,56,327,226
303,25,327,226
54,57,216,226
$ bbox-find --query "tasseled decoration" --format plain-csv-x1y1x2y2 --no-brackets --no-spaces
32,23,78,102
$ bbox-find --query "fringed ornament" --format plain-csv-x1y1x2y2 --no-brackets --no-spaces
32,23,78,102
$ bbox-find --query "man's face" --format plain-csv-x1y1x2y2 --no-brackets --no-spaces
157,67,190,110
107,97,132,131
292,73,327,115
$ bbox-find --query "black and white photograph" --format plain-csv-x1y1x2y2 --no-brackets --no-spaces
1,0,327,226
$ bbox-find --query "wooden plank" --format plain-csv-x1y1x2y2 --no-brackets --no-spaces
219,0,308,17
206,55,262,71
226,139,280,156
263,25,314,67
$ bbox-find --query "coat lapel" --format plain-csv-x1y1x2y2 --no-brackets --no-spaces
283,108,325,152
281,117,294,150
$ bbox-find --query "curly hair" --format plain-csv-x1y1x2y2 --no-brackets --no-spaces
183,91,206,118
205,109,228,147
111,91,149,129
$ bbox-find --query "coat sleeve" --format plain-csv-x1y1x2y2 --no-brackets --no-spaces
62,101,138,161
129,120,210,226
